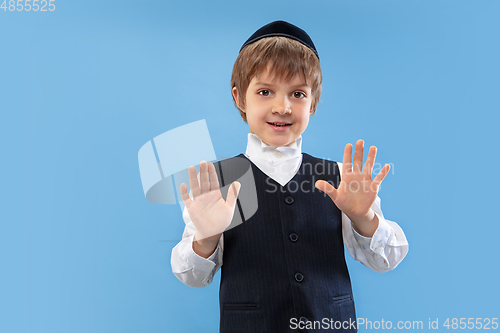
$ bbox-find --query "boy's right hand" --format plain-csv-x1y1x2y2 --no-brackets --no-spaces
180,161,241,251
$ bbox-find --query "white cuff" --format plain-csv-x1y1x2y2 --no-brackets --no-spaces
351,212,394,269
183,234,218,273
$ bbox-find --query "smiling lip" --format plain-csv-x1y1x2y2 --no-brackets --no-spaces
267,122,292,125
267,122,292,131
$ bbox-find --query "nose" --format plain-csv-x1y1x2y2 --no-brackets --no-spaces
272,96,292,115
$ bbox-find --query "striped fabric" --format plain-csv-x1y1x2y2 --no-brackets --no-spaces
216,153,357,333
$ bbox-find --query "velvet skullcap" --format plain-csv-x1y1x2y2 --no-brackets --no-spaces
240,20,319,59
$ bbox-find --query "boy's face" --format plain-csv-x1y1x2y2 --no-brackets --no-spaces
233,65,313,147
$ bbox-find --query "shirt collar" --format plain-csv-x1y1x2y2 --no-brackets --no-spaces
245,133,302,162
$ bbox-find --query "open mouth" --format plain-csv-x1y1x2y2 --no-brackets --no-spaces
267,122,292,127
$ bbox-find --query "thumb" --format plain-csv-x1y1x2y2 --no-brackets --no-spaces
315,180,337,202
225,181,241,208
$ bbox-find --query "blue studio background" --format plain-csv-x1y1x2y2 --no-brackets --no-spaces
1,1,499,332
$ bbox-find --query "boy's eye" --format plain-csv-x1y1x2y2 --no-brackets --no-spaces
293,91,306,99
258,90,271,96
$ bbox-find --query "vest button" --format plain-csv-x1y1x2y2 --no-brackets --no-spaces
285,196,294,205
289,233,299,242
294,272,304,282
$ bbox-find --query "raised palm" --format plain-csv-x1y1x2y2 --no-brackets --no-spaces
315,140,390,221
180,161,241,241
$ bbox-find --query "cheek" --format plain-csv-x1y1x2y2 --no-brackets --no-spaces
250,104,267,117
298,113,311,128
300,118,310,129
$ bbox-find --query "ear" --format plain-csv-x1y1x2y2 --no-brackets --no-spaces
232,87,245,112
310,100,316,114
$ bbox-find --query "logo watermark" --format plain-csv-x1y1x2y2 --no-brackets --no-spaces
1,0,55,11
290,317,499,330
265,160,395,195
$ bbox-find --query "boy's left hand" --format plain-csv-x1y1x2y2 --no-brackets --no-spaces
315,139,391,238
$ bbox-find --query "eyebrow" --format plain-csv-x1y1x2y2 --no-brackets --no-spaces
253,80,310,89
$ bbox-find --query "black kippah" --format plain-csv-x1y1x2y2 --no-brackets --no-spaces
240,20,319,59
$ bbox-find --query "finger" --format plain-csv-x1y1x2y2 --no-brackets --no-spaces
199,161,209,193
363,146,377,178
315,180,338,203
342,143,353,175
208,162,220,191
373,164,391,185
353,139,364,173
179,183,192,210
225,181,241,210
187,165,201,198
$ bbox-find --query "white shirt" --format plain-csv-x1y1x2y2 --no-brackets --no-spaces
171,133,409,288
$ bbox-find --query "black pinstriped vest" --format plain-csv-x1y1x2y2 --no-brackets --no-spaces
214,153,357,333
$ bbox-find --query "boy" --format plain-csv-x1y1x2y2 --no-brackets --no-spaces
171,21,408,332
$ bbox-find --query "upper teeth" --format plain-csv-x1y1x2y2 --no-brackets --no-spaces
271,123,288,126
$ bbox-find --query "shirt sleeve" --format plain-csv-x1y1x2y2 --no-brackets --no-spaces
337,162,409,273
170,175,224,288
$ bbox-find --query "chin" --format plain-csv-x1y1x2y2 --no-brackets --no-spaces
271,139,292,147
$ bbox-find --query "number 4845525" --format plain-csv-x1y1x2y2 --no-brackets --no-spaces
1,0,55,11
